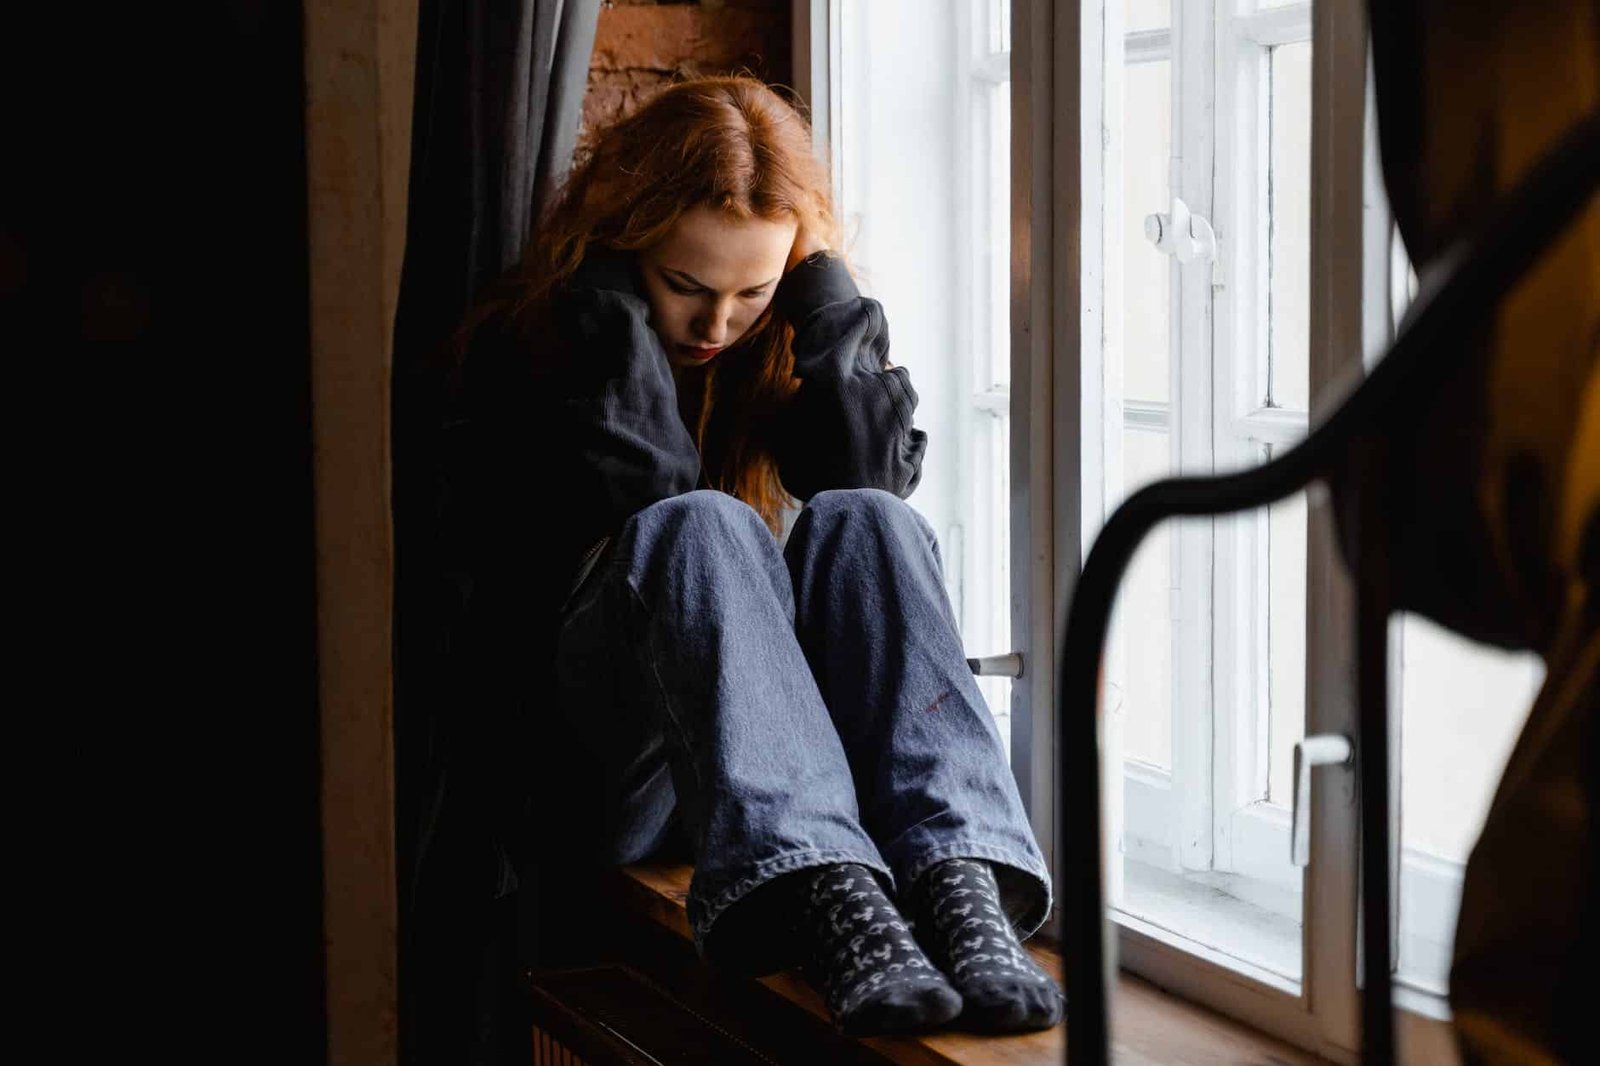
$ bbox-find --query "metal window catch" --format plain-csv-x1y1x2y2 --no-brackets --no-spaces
967,652,1023,678
1144,196,1217,263
1291,734,1354,866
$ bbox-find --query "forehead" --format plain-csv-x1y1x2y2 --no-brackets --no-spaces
651,206,796,286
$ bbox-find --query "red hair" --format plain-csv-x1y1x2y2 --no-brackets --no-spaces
477,75,843,533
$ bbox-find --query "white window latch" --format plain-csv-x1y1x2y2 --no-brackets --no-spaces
1290,734,1354,866
967,652,1024,678
1144,196,1217,264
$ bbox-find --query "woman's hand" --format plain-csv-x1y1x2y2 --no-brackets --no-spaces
785,228,831,273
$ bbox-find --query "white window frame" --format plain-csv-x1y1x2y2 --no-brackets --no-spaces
797,0,1064,863
1095,0,1366,1052
797,0,1459,1057
954,0,1019,740
1208,2,1314,905
1096,2,1323,950
1095,0,1458,1054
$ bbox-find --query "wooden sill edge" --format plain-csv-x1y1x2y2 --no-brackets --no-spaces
611,862,1332,1066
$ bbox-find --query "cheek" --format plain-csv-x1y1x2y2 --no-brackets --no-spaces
644,291,691,336
736,295,776,335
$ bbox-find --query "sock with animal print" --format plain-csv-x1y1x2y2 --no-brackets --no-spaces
907,858,1064,1032
792,863,962,1035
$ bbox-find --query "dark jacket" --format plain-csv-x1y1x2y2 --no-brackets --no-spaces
424,248,928,973
403,249,928,1061
458,248,927,619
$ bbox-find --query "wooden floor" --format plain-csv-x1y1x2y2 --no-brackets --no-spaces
612,862,1334,1066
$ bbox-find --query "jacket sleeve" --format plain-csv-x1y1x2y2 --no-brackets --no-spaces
461,248,702,591
549,249,703,536
770,251,928,501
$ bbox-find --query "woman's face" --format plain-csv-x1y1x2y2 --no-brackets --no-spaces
639,206,798,369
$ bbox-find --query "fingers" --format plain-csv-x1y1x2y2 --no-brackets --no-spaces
787,228,831,271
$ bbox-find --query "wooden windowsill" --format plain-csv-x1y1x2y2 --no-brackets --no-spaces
612,862,1333,1066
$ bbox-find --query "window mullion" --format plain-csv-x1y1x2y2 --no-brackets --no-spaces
1170,0,1218,876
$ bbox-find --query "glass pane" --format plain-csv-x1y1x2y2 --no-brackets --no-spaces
1389,222,1419,340
1125,0,1171,32
1120,499,1304,989
1268,40,1311,410
1123,59,1172,403
833,0,1013,748
1396,616,1545,991
1266,489,1307,807
977,14,1012,733
1114,427,1174,769
993,0,1011,53
975,412,1012,732
988,80,1011,390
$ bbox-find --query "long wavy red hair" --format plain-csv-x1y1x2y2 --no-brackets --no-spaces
478,76,843,533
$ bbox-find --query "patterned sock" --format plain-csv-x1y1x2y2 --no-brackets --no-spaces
792,864,963,1036
908,858,1064,1033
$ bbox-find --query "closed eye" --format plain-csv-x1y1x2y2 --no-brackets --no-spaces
661,269,773,299
666,281,770,300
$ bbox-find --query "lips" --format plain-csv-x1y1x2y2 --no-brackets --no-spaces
677,344,723,362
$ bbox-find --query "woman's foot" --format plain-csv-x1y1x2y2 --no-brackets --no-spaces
907,858,1064,1033
793,863,962,1036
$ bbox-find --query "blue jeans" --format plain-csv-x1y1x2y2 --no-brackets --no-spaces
554,488,1050,965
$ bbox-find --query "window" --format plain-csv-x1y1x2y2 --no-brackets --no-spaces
1093,0,1548,1044
1102,0,1315,990
807,0,1018,745
800,0,1542,1056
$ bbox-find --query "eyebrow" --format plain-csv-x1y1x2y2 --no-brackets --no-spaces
662,267,779,292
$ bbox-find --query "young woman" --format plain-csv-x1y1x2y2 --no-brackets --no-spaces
455,75,1062,1037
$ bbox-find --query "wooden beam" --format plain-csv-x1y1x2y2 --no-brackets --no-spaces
303,0,417,1062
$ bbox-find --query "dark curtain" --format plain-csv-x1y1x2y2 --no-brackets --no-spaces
1362,3,1597,1061
391,2,600,1063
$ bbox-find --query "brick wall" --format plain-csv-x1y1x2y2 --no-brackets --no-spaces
581,0,793,138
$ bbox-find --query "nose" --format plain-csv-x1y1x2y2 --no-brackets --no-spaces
692,296,736,346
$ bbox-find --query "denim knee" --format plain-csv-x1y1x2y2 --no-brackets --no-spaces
799,488,940,559
629,490,773,554
619,490,785,598
804,487,927,530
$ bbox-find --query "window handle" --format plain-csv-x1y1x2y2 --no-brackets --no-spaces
967,652,1023,678
1291,734,1353,866
1144,196,1217,263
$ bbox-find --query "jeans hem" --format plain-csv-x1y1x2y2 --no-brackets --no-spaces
690,847,896,957
895,839,1053,940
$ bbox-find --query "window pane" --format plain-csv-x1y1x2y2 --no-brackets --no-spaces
1117,481,1305,985
1266,488,1307,807
1396,616,1544,991
1125,0,1171,32
1113,426,1174,769
1123,59,1172,404
1268,40,1311,410
834,0,1013,746
988,80,1011,390
974,412,1012,732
